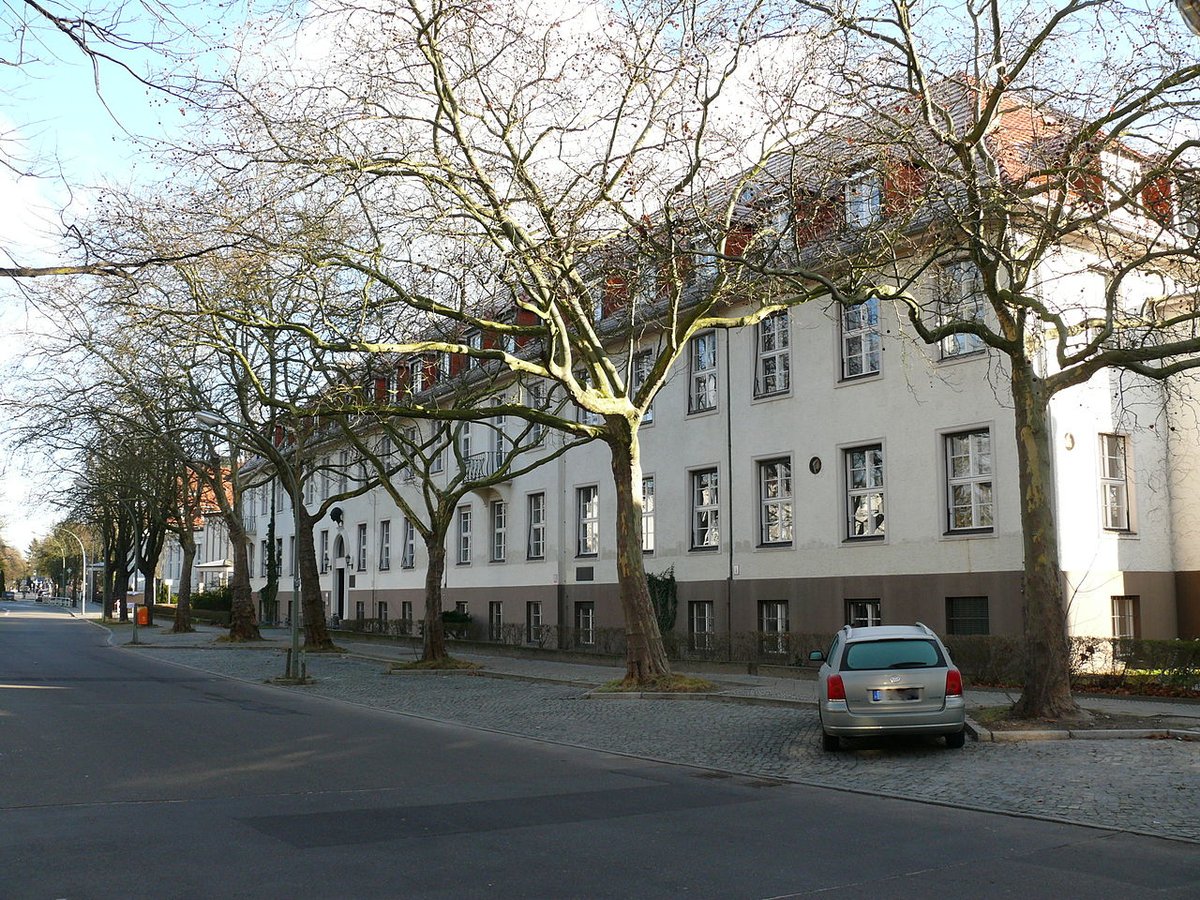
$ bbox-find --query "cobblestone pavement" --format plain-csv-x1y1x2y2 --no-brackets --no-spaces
122,633,1200,845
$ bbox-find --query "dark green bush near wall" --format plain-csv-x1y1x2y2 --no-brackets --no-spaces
943,635,1025,685
192,585,233,612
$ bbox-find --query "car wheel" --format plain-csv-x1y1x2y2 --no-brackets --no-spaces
821,731,840,752
945,728,966,749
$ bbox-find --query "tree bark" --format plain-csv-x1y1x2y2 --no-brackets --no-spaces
608,426,672,683
1011,363,1081,718
296,504,335,650
422,538,448,661
226,516,262,641
172,536,196,633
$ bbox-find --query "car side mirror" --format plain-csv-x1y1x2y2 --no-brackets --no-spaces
808,650,825,662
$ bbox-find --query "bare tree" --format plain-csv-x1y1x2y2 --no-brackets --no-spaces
775,0,1200,718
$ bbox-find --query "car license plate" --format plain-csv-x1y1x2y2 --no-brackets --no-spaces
871,688,920,702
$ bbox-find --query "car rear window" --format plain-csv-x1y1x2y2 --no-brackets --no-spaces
842,639,943,670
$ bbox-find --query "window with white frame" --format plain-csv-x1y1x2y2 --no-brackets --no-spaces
1100,152,1144,209
288,536,296,576
259,540,268,577
275,538,283,577
841,298,881,379
527,384,547,443
527,493,546,559
378,519,391,570
691,468,720,549
577,485,599,557
845,171,882,227
339,450,350,492
846,445,885,539
689,331,718,413
575,601,595,646
401,600,413,632
526,601,543,644
760,600,789,653
491,413,506,460
430,424,446,473
303,472,314,506
378,601,388,622
259,487,269,516
457,506,472,564
321,457,331,499
401,518,415,569
689,600,714,651
1111,594,1141,639
356,523,367,571
755,312,791,397
1100,434,1131,531
489,601,503,641
632,350,655,423
490,500,507,562
574,370,604,425
846,599,881,627
938,261,987,358
457,423,471,463
466,329,482,367
642,476,655,553
320,530,330,573
410,361,424,394
946,429,994,532
277,480,287,512
759,458,793,545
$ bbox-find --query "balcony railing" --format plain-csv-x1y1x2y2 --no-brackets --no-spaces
464,450,509,482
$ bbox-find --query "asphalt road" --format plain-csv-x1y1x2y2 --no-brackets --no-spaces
2,602,1198,899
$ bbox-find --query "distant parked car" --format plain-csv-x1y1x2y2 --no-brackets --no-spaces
1,591,14,601
809,623,966,751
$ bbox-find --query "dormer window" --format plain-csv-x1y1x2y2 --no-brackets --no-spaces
1101,152,1143,209
466,330,482,368
845,172,882,228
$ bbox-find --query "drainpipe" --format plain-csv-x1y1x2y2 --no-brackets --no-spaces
724,328,735,662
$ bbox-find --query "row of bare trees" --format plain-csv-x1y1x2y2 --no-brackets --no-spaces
6,1,1200,716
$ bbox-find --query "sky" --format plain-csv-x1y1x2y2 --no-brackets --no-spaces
0,5,208,554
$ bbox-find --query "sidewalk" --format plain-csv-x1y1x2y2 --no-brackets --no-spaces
109,621,1200,729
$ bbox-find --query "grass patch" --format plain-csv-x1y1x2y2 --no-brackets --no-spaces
594,674,717,693
391,656,482,672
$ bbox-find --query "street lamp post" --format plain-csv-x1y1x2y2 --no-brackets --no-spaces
197,410,305,682
59,528,89,616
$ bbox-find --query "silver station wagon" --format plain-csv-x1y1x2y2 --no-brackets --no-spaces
809,623,966,751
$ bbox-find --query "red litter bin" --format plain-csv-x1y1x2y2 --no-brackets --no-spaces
136,606,150,626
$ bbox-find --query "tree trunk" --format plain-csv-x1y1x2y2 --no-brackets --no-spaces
422,538,448,661
1011,364,1080,718
296,505,335,650
226,517,262,641
173,536,196,633
609,427,672,683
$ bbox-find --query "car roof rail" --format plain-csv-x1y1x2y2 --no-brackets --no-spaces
914,621,935,637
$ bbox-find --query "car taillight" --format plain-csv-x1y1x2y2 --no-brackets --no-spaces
945,668,963,697
827,674,846,701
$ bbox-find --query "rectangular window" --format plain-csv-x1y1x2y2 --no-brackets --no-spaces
527,493,546,560
759,458,793,545
527,384,547,443
355,600,365,621
1111,595,1141,640
378,601,388,623
846,445,885,539
641,476,656,553
846,599,881,628
249,544,256,580
845,172,882,227
841,298,881,379
946,429,994,532
691,468,720,549
946,596,990,635
575,601,595,646
457,423,472,463
689,600,714,651
760,600,789,654
260,540,268,577
320,530,330,573
339,450,350,492
401,600,413,634
275,538,283,577
260,487,269,515
303,474,314,507
457,506,472,565
632,350,655,423
489,601,503,641
490,500,507,562
430,425,446,474
577,486,599,557
378,519,391,570
321,457,331,499
526,601,543,644
356,523,367,571
938,261,986,358
755,312,791,397
1100,434,1130,531
288,536,296,577
689,331,718,413
401,519,416,569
